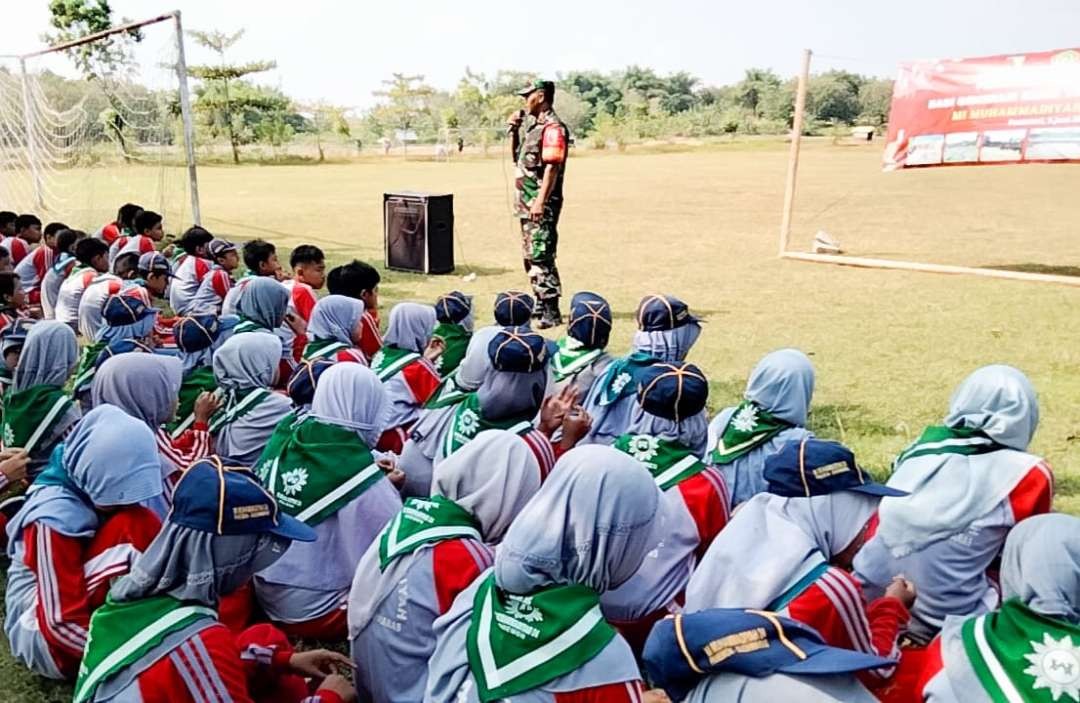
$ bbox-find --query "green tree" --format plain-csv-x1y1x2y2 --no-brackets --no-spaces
44,0,142,79
807,70,864,125
302,102,351,162
187,28,277,163
372,73,436,155
857,78,894,126
734,68,782,117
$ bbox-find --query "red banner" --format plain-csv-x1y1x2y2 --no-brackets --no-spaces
883,48,1080,170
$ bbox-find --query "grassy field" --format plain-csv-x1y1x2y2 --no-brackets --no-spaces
3,139,1080,698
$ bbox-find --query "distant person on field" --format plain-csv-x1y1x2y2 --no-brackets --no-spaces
188,239,240,315
507,79,570,328
95,202,143,246
3,214,42,265
326,259,383,362
169,225,215,315
14,221,66,305
40,228,85,319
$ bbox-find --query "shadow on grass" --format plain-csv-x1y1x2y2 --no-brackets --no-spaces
980,263,1080,277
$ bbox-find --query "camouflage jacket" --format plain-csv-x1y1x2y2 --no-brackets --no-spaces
515,108,569,217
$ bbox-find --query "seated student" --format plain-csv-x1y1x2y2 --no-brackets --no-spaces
0,271,27,337
168,225,214,314
372,302,442,452
431,290,472,376
0,321,80,479
137,252,179,344
40,228,84,319
581,293,702,446
685,438,914,691
915,514,1080,703
233,276,297,382
424,445,663,703
604,362,730,653
280,244,325,362
854,365,1053,645
72,458,356,703
0,244,11,273
326,259,382,361
166,314,226,438
0,211,16,240
55,237,111,327
109,208,163,263
303,294,370,364
77,250,145,341
210,332,292,466
398,328,558,498
95,202,142,246
422,325,500,410
285,357,335,417
73,292,157,409
493,290,535,327
644,609,894,703
3,406,164,680
254,363,402,640
0,318,34,397
551,291,614,396
222,238,284,315
348,431,541,703
14,220,66,305
706,348,816,506
188,238,240,314
92,354,216,501
3,214,42,264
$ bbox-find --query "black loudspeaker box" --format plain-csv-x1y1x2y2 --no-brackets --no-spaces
383,192,454,274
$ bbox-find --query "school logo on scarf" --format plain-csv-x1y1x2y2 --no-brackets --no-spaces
614,433,707,491
1025,634,1080,700
378,495,480,569
281,467,309,496
710,400,791,465
441,394,533,459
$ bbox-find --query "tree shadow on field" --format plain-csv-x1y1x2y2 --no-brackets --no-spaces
979,263,1080,277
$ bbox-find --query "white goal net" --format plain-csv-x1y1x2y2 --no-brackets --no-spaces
0,12,198,232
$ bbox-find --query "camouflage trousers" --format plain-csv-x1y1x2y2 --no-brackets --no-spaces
519,216,562,301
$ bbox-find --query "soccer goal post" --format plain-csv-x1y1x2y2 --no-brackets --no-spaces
777,48,1080,288
0,10,201,228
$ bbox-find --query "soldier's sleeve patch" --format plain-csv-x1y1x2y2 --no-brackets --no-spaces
541,124,567,164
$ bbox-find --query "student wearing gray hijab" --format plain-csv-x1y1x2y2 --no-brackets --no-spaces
919,513,1080,702
424,445,663,703
1,321,80,478
234,276,289,332
210,333,292,465
72,457,355,703
370,302,441,452
706,348,816,506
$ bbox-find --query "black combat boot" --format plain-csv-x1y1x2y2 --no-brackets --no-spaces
536,298,563,329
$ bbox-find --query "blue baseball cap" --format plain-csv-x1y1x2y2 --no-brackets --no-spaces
568,291,612,349
171,457,316,541
102,293,156,327
207,239,237,260
637,294,699,332
1,318,35,355
643,608,896,701
138,252,175,278
765,438,908,498
488,328,549,373
95,339,155,370
494,291,535,327
637,362,709,422
286,358,335,407
175,314,221,353
435,291,472,324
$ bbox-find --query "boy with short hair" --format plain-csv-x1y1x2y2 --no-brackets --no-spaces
0,212,16,238
96,203,143,245
188,239,240,314
0,272,28,338
280,244,325,362
77,252,146,341
14,221,67,304
326,259,382,360
110,209,163,263
41,229,85,319
55,238,110,327
4,215,42,264
169,226,214,314
221,239,282,315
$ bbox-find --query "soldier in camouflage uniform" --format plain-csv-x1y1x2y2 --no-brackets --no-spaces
508,80,570,329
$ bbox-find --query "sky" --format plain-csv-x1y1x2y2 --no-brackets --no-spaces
4,0,1079,110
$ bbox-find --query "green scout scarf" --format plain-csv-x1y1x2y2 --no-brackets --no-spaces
303,338,349,361
894,425,1006,469
74,595,216,703
0,368,12,397
961,598,1080,703
378,495,480,569
2,386,74,454
595,352,655,406
71,341,108,393
370,345,420,382
425,372,470,410
167,367,219,438
441,393,533,460
552,336,603,383
431,322,470,376
207,388,272,434
614,434,707,491
709,400,791,465
233,317,266,335
466,574,615,702
256,416,382,526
